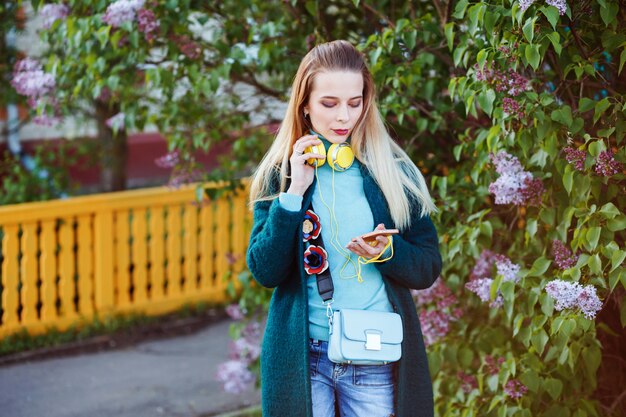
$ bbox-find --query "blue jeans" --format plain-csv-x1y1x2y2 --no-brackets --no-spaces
309,339,396,417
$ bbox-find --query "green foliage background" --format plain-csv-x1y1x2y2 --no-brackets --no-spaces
20,0,626,415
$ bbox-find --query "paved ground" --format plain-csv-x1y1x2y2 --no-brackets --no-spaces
0,319,260,417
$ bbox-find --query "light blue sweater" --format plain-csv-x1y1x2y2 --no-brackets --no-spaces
279,158,393,341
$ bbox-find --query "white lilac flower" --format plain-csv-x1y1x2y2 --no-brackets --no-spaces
225,303,245,320
545,279,603,319
518,0,536,12
105,112,125,130
471,250,498,280
495,255,521,283
545,279,582,310
576,285,602,320
40,4,70,29
215,360,255,394
545,0,567,15
102,0,145,27
488,151,543,206
11,58,55,98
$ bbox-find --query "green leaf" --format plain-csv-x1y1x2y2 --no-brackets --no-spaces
452,0,469,19
545,378,563,400
521,370,540,392
611,250,626,272
477,89,496,116
528,257,551,277
523,17,536,43
551,105,573,127
608,215,626,231
599,202,620,219
586,227,601,250
525,43,541,70
579,97,596,112
541,6,560,30
588,254,602,275
594,98,611,124
619,48,626,75
304,1,317,16
600,2,618,26
546,31,562,55
532,329,549,354
444,23,455,51
563,163,574,195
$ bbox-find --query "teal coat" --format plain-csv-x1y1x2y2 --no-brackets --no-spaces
246,163,442,417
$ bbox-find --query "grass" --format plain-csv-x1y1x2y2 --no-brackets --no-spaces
0,301,222,357
211,405,262,417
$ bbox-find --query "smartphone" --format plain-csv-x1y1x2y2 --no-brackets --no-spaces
358,229,399,242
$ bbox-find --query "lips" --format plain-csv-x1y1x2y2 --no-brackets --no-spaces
332,129,349,136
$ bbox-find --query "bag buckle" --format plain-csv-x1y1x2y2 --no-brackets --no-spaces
324,299,334,327
364,330,382,351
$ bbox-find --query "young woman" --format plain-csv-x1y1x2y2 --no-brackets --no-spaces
246,40,442,417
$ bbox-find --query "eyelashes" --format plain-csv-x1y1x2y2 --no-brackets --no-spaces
321,102,362,108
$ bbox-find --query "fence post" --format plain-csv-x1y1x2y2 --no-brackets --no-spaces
94,210,115,312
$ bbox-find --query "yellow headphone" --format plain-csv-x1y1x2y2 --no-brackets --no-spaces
304,131,355,171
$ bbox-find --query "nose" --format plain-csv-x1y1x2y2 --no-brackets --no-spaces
336,105,349,123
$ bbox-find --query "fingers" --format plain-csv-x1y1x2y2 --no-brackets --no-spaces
292,135,321,156
346,237,385,259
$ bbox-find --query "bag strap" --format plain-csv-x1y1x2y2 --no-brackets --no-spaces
306,203,334,303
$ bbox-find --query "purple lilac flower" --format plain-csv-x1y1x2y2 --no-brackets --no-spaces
465,278,503,308
168,168,203,188
545,279,603,319
105,112,125,130
471,250,498,280
594,150,622,177
413,279,457,310
175,35,202,59
519,176,545,206
457,371,478,394
225,304,245,320
502,97,523,118
489,151,543,206
241,321,261,343
475,65,529,97
230,337,261,362
32,114,60,126
551,240,578,270
40,4,70,29
11,58,55,98
564,147,586,171
494,254,521,283
419,310,452,346
504,379,528,399
137,8,159,41
215,360,255,394
545,0,567,15
155,150,180,169
102,0,145,27
484,355,505,375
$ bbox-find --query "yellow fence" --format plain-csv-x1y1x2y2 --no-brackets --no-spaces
0,182,251,338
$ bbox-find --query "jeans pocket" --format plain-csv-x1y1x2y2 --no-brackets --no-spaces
353,363,395,386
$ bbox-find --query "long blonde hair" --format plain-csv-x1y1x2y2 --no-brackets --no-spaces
249,40,437,230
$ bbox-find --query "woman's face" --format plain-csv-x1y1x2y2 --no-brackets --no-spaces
304,70,364,144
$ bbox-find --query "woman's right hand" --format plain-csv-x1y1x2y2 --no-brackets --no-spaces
287,135,325,196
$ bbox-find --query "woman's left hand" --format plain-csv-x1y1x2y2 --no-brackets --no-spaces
346,223,390,259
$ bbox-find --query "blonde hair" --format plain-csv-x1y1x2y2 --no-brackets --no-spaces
249,40,437,230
